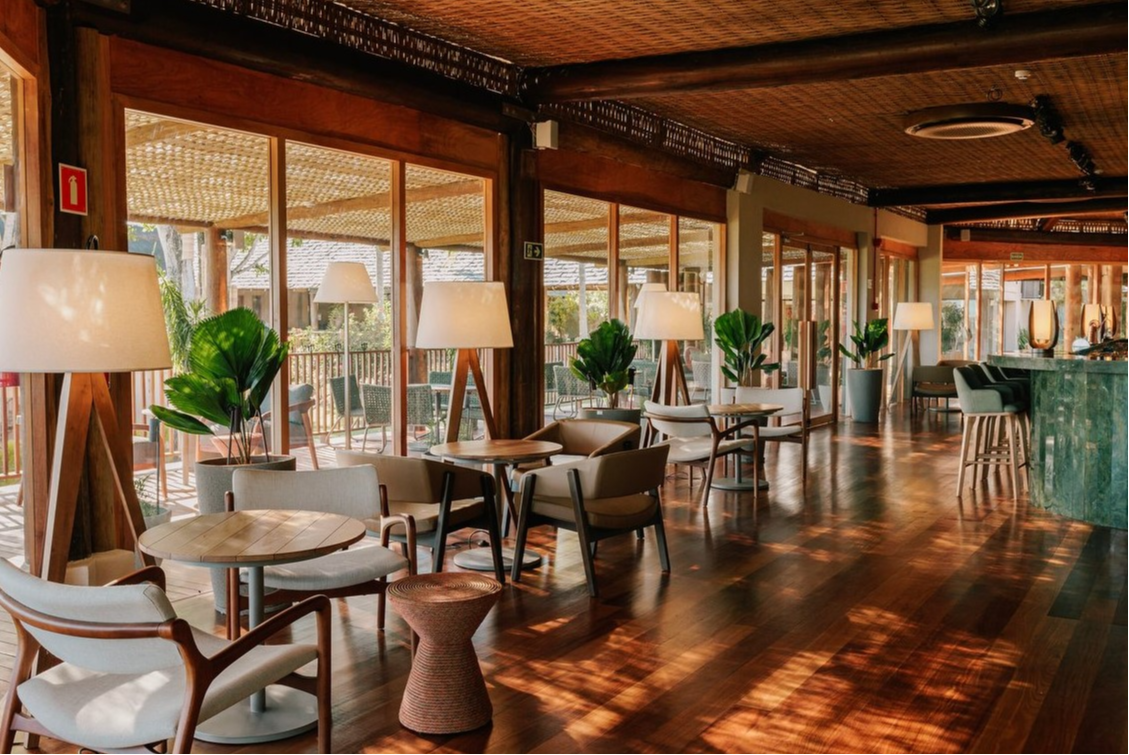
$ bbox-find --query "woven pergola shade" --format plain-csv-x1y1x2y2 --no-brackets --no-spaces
125,110,485,249
336,0,1040,68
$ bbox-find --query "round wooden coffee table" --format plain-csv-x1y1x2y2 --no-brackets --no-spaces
430,439,562,571
139,509,365,744
389,573,502,734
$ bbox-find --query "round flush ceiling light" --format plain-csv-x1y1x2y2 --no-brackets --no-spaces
904,103,1036,140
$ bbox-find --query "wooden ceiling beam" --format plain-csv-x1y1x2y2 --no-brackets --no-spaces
944,227,1126,247
927,198,1128,225
944,239,1126,263
525,4,1126,101
869,177,1128,207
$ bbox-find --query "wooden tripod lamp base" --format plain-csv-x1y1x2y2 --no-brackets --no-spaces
443,349,500,443
42,372,153,583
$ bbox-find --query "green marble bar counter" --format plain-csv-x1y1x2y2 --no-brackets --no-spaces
989,353,1127,528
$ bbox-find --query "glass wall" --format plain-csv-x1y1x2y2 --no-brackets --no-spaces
284,142,393,453
405,164,486,448
941,263,978,361
679,217,717,402
0,61,23,485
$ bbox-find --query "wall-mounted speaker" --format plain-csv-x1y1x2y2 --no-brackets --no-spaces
534,120,559,150
733,169,755,194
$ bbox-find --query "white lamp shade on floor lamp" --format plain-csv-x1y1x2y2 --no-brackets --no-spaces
416,281,514,349
634,291,705,341
632,281,667,310
0,248,171,372
314,261,378,305
892,302,935,332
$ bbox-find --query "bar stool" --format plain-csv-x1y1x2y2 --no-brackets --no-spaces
953,367,1027,501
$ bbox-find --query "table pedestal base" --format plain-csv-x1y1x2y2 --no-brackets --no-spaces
711,477,770,492
453,546,542,571
195,686,317,744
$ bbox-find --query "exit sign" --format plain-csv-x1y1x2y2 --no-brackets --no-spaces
59,164,88,216
1009,252,1024,261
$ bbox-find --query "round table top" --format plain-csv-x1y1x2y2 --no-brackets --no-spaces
387,572,502,604
430,439,563,464
706,402,784,417
138,509,366,568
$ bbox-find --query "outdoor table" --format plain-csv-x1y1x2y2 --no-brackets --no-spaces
706,402,783,492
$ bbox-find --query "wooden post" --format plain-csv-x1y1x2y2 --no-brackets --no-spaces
1064,264,1082,346
203,225,228,314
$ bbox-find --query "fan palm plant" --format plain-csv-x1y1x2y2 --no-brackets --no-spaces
150,308,289,465
570,319,637,409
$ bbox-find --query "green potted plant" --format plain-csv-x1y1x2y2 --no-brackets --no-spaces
570,318,640,421
838,318,893,422
151,307,295,611
134,474,170,530
714,309,779,388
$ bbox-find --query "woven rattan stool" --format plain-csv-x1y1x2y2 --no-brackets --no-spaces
388,572,502,734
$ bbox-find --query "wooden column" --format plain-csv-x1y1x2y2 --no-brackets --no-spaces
1064,264,1082,346
1102,265,1123,335
203,225,228,314
501,129,543,439
28,13,134,576
405,243,428,385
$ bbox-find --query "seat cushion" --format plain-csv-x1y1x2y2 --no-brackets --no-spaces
18,628,316,750
744,425,802,440
368,498,485,535
262,544,407,591
664,436,751,464
532,492,658,530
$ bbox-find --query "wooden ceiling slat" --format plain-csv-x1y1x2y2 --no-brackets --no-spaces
870,177,1128,207
927,198,1128,225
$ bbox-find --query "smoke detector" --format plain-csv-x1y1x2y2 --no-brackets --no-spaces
904,103,1036,140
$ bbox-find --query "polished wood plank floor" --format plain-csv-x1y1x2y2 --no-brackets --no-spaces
3,407,1125,753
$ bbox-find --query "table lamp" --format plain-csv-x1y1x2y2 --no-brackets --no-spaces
416,281,513,442
0,249,172,582
1029,300,1059,357
890,302,935,406
634,290,704,405
315,261,378,450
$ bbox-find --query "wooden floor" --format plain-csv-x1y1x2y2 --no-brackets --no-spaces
2,406,1125,753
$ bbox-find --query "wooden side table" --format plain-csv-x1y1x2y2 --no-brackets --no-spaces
389,573,502,734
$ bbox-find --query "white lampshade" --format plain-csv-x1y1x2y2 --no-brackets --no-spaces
0,249,171,373
314,261,377,304
633,281,667,309
634,291,705,341
893,302,935,331
415,281,513,349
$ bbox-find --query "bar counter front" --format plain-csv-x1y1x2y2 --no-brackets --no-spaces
988,353,1127,529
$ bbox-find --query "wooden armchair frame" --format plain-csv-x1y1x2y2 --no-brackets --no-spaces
644,409,761,505
0,567,332,754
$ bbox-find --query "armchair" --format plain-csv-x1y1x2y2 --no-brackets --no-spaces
512,418,641,488
336,449,505,580
0,561,332,754
511,445,671,597
734,386,809,485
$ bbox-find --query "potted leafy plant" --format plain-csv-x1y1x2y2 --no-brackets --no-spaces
570,319,640,421
151,307,295,612
838,318,893,422
714,308,779,387
135,474,170,530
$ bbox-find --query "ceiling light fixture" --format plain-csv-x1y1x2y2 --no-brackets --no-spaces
903,103,1035,140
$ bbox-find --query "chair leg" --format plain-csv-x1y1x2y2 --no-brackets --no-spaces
308,443,320,470
653,499,671,573
568,470,600,598
1006,414,1020,502
511,482,534,583
956,414,972,495
701,451,719,507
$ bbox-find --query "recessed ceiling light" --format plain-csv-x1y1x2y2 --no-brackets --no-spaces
904,103,1036,139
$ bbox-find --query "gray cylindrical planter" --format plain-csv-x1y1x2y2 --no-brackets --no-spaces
196,454,296,612
847,368,884,423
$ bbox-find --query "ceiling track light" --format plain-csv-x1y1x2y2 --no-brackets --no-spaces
1031,95,1064,144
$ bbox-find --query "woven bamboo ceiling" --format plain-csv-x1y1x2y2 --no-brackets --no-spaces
332,0,1127,227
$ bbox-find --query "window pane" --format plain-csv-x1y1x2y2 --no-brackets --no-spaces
125,110,271,487
285,142,393,461
406,164,485,448
543,190,609,418
620,205,670,401
679,217,718,403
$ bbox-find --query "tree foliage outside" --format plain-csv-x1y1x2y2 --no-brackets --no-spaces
546,291,609,343
288,302,392,353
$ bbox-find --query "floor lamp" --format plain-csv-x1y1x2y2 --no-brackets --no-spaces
315,262,377,450
634,290,704,406
416,281,513,443
0,249,172,583
889,302,934,407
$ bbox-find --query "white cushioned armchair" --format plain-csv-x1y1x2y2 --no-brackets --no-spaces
0,560,332,754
